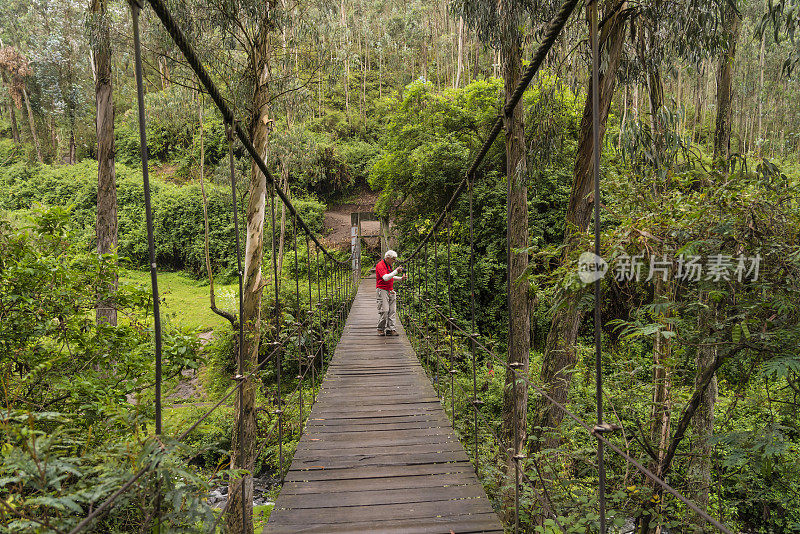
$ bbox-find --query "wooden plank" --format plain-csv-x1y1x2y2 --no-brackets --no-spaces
266,499,496,524
294,441,465,458
280,472,481,494
283,461,476,483
265,516,503,534
297,433,459,447
288,450,470,470
275,483,488,509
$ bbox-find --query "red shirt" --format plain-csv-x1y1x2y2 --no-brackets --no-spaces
376,259,394,291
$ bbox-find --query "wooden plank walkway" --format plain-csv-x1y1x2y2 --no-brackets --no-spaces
265,278,504,534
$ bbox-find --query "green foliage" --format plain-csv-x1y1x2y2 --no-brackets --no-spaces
370,78,504,217
115,87,225,167
0,206,216,532
0,153,329,277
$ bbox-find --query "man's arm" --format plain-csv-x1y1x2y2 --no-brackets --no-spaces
381,266,403,281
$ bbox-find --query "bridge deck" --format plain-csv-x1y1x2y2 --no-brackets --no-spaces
265,278,503,533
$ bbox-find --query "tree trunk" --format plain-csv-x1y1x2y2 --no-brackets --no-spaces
618,82,627,149
676,66,683,136
68,127,76,164
226,21,272,534
757,19,765,157
455,16,464,88
341,0,349,120
473,41,480,80
89,49,97,86
637,18,664,165
498,2,530,522
362,41,367,122
47,114,58,158
638,277,674,533
691,297,718,514
91,0,117,326
9,101,20,143
530,0,627,455
713,4,740,164
22,87,43,163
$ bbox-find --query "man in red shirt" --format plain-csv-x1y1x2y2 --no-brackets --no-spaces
375,249,406,336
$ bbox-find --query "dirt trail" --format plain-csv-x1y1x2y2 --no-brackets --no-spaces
321,191,380,248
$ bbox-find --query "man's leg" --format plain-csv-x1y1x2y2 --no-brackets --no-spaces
376,288,388,333
386,290,397,333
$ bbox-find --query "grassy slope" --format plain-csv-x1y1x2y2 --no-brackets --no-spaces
121,269,238,332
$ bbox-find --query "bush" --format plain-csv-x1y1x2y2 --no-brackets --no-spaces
0,152,329,277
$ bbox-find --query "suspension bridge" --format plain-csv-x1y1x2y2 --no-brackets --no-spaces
62,0,737,532
264,278,502,533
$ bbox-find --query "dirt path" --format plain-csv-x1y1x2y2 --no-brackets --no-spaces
321,190,380,248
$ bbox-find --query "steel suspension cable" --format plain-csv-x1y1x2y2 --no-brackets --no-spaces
67,337,288,534
143,0,347,268
294,214,303,426
424,240,431,371
446,215,455,427
306,233,316,396
315,246,322,402
427,309,734,534
130,0,163,438
224,118,247,534
434,229,440,395
129,6,165,529
403,0,581,262
468,177,479,472
402,309,564,529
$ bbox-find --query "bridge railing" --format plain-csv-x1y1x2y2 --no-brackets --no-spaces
61,0,358,532
394,0,736,532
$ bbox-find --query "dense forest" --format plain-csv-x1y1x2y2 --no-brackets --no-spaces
1,0,800,532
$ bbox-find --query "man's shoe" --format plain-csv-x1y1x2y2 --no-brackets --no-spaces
386,330,398,336
378,330,386,336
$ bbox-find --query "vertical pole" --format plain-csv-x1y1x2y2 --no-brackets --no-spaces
434,230,440,395
306,233,313,388
351,225,359,285
590,1,607,532
294,215,302,426
325,255,330,334
446,214,454,428
270,185,284,483
469,177,479,471
225,119,246,534
130,0,163,439
130,4,163,531
512,364,521,534
314,246,321,402
424,240,430,369
411,257,416,332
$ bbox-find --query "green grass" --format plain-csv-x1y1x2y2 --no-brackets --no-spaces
121,269,238,331
253,503,276,531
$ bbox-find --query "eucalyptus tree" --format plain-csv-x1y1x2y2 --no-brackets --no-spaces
530,0,627,458
171,0,288,530
87,0,117,326
450,2,560,509
714,1,742,163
